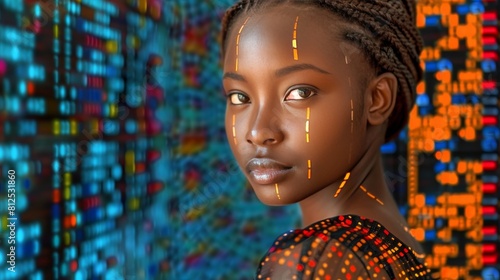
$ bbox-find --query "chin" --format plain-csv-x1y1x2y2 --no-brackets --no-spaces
251,185,298,206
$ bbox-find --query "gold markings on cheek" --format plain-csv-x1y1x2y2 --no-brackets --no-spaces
306,107,312,180
349,98,354,164
305,107,310,143
235,17,250,72
334,172,350,198
307,160,312,180
292,16,299,61
347,75,354,164
350,99,354,132
232,114,237,145
275,183,281,200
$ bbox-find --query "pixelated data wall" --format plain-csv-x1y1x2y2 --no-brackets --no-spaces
404,1,500,279
0,0,299,279
0,0,499,279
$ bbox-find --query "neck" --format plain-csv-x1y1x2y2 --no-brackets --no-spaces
298,136,396,227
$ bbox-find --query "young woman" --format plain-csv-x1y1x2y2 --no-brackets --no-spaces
221,0,432,278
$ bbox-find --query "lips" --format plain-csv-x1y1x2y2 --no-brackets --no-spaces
246,158,292,185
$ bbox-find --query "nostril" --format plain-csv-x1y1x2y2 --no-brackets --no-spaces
263,138,276,145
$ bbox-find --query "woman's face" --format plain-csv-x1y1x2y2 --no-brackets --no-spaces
222,5,370,205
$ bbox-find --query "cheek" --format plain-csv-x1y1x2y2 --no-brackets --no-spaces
303,103,355,171
225,111,248,161
225,112,238,146
310,105,351,144
306,107,311,143
228,113,237,146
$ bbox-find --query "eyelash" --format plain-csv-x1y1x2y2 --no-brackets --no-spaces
284,86,317,101
226,86,318,105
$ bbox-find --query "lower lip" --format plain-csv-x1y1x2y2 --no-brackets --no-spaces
248,168,292,185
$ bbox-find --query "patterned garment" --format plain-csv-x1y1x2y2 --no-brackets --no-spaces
256,215,432,279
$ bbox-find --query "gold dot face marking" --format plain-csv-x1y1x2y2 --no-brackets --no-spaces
292,16,299,61
349,99,354,164
232,114,237,145
333,172,350,198
306,107,311,180
275,183,281,200
360,185,384,205
350,99,354,131
235,17,250,72
307,160,312,179
305,107,310,143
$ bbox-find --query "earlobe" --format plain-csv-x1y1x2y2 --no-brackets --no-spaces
366,73,398,126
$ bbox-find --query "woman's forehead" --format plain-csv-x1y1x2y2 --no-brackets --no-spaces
223,5,366,76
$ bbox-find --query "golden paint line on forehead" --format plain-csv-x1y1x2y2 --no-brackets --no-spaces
235,17,251,72
292,16,299,61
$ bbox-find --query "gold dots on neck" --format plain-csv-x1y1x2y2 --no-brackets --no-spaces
359,185,384,205
334,172,350,198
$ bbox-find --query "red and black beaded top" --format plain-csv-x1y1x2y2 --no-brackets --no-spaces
256,215,432,279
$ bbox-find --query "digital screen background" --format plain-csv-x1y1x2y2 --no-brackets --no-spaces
0,0,498,279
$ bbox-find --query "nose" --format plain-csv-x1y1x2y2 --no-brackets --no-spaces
246,107,284,146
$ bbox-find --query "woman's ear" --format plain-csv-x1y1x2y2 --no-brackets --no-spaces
366,73,398,126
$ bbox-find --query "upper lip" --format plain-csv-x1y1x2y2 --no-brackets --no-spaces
245,158,291,173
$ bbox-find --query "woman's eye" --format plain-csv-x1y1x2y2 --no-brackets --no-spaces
228,93,250,105
285,87,316,101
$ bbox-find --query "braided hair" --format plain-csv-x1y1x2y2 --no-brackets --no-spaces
221,0,423,142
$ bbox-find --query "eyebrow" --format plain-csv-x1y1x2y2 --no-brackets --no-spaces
275,63,331,77
223,72,246,81
223,63,331,81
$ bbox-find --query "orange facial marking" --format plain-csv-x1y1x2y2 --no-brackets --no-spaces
292,16,299,60
307,160,312,179
235,17,251,72
232,114,237,145
306,107,310,143
334,172,351,198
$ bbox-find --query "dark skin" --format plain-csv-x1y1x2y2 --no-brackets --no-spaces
223,4,423,254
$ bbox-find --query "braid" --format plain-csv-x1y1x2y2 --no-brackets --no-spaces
221,0,423,141
221,0,264,54
221,1,248,54
344,32,415,140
